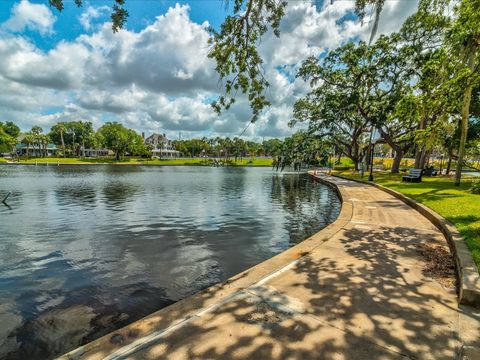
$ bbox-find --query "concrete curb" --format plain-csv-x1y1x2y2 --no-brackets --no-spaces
59,179,352,360
331,173,480,308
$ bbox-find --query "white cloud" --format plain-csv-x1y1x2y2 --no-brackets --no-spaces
0,1,419,139
2,0,56,35
79,5,110,31
343,0,420,42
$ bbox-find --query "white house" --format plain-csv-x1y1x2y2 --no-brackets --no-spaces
144,133,181,158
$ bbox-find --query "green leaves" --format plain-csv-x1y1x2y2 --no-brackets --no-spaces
273,130,327,171
96,122,145,159
111,1,129,33
0,122,18,153
48,0,128,32
208,0,286,122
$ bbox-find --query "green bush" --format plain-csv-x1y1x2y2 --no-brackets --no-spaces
471,178,480,194
334,165,354,171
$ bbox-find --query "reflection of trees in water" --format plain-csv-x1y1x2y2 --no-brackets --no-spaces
54,184,97,207
5,259,171,360
1,168,342,360
100,167,146,208
271,174,314,209
218,167,247,198
270,174,341,245
103,165,144,175
102,182,138,208
271,173,318,210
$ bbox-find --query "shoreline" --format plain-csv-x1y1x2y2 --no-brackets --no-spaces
59,173,474,360
0,161,274,167
58,175,349,359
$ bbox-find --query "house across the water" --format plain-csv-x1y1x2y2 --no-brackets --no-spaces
15,143,58,157
144,133,181,158
81,148,111,157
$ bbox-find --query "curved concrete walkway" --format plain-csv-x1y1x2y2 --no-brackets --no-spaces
62,175,464,360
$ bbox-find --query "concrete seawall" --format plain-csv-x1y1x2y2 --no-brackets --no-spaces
60,174,476,360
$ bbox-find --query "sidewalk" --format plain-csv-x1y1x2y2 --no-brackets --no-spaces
62,175,469,360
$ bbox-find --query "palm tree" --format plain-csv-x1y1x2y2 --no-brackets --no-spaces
21,133,34,158
29,126,43,157
57,122,66,157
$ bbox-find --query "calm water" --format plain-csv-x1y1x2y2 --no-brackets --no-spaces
0,165,340,359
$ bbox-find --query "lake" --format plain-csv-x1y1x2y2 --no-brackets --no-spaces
0,165,340,359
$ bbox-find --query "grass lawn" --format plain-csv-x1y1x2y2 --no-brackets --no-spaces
0,157,6,163
233,158,274,166
335,170,480,272
17,157,274,166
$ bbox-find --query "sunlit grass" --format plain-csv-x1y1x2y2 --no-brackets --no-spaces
233,158,273,166
17,156,274,166
335,170,480,271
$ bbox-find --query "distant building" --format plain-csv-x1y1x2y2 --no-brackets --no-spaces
80,147,110,157
144,133,181,158
15,135,110,158
15,143,58,157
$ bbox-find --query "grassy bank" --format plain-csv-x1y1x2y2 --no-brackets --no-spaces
11,157,274,167
335,170,480,271
0,157,6,163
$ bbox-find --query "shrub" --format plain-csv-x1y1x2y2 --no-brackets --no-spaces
334,165,354,171
471,178,480,194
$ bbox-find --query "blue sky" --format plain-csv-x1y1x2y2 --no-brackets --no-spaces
0,1,233,50
0,0,419,139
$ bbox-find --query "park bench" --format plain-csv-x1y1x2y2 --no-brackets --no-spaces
423,167,438,176
402,168,422,183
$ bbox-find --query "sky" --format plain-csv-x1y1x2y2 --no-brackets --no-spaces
0,0,420,140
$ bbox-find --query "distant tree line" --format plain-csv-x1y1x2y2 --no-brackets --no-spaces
207,0,480,185
1,120,333,168
0,121,149,160
172,131,332,169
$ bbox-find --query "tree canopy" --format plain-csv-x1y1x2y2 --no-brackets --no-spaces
0,122,19,153
96,122,146,160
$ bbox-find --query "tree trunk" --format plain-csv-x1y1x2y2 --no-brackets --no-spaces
414,146,427,169
414,116,427,168
424,150,431,168
60,130,65,158
419,148,428,169
446,153,452,175
391,149,403,173
455,46,476,186
414,146,421,168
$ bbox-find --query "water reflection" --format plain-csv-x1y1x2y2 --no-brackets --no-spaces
102,182,138,209
0,166,340,359
270,174,339,244
55,184,97,207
